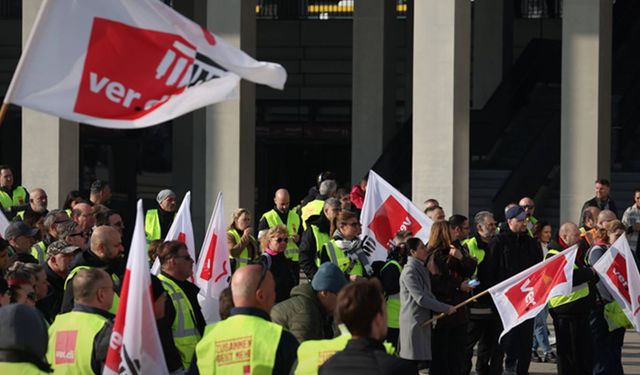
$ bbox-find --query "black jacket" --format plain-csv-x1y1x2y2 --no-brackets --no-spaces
581,197,618,223
266,252,297,303
488,227,543,283
60,249,124,314
299,214,331,280
464,234,499,316
38,262,66,322
188,307,299,375
546,239,597,316
319,337,417,375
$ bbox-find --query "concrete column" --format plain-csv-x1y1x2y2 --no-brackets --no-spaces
471,0,503,109
21,1,78,209
412,0,470,216
206,0,256,219
351,0,396,183
560,0,611,223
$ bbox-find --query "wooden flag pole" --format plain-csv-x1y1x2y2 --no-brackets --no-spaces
421,289,492,327
0,102,9,128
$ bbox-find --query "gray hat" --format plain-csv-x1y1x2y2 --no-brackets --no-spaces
505,206,528,221
0,304,48,360
156,189,176,204
311,263,348,294
47,240,80,257
4,222,38,241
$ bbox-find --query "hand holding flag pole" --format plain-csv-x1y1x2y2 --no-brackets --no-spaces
421,289,490,327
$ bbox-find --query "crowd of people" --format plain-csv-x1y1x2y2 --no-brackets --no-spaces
0,163,639,375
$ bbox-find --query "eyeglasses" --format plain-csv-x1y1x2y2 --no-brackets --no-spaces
521,205,534,210
272,237,288,243
342,222,361,227
252,255,272,292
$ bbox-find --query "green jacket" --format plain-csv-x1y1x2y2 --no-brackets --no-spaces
270,283,334,343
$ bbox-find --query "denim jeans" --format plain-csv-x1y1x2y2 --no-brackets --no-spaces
532,306,552,354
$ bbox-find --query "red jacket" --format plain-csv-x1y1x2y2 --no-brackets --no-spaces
350,184,365,209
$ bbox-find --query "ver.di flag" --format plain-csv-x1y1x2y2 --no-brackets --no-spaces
489,245,578,341
151,191,196,279
360,170,433,261
195,192,230,324
592,233,640,332
4,0,286,129
104,200,168,375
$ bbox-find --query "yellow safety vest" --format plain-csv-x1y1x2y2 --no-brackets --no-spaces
227,229,256,269
157,274,201,369
310,225,331,266
319,240,364,277
261,209,301,262
0,186,28,210
380,260,402,329
301,200,325,230
546,249,589,309
295,328,351,375
145,209,161,242
526,215,538,237
0,362,49,374
463,237,485,277
64,266,120,315
31,242,46,264
603,300,633,331
195,314,282,375
47,311,108,375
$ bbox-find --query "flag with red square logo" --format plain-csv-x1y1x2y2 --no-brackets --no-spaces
54,330,78,364
489,245,578,341
360,170,433,261
151,191,196,280
593,233,640,332
195,192,230,324
4,0,286,129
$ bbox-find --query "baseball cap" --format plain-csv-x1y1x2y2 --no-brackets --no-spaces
4,222,38,241
505,206,528,221
156,189,176,204
47,240,80,257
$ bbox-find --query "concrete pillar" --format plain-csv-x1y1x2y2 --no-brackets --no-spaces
206,0,256,220
21,1,78,209
351,0,396,183
560,0,611,223
412,0,470,216
471,0,503,109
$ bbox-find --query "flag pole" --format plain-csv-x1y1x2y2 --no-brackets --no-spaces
0,103,8,128
421,289,491,327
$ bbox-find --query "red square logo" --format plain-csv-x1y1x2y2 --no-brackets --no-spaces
55,330,78,364
74,18,196,120
607,253,630,303
368,196,422,249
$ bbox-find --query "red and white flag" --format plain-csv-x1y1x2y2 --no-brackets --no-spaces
490,245,578,340
360,170,433,261
0,210,9,239
593,233,640,332
104,200,168,375
5,0,286,129
195,193,230,324
151,191,196,279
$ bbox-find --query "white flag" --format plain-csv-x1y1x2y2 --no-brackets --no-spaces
592,233,640,332
103,200,168,375
360,170,433,261
0,210,9,239
5,0,286,129
151,191,196,279
489,245,578,341
195,193,231,324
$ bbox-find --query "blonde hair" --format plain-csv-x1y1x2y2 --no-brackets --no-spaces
260,225,288,250
228,208,250,231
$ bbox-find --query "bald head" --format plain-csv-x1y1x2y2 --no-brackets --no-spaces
559,222,581,247
73,268,113,311
274,189,290,212
231,264,276,313
597,210,617,228
90,225,123,261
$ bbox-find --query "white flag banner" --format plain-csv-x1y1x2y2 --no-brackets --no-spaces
360,170,433,261
0,210,9,239
592,233,640,332
195,192,231,324
151,191,196,279
103,200,168,375
5,0,286,129
489,245,578,341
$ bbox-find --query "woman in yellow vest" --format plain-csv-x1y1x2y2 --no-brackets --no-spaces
318,211,372,279
227,208,259,272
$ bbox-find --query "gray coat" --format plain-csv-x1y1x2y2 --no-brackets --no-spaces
398,256,451,361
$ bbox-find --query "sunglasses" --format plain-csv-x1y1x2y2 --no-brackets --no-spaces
521,205,534,210
252,255,272,292
272,237,288,243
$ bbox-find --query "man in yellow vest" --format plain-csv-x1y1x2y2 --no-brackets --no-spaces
145,189,177,243
300,179,337,229
192,262,299,374
0,304,52,374
299,198,342,280
519,197,539,237
30,209,70,264
4,221,39,264
48,268,115,374
546,222,597,375
259,188,303,280
461,211,503,375
157,240,205,370
60,226,124,314
0,165,29,217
